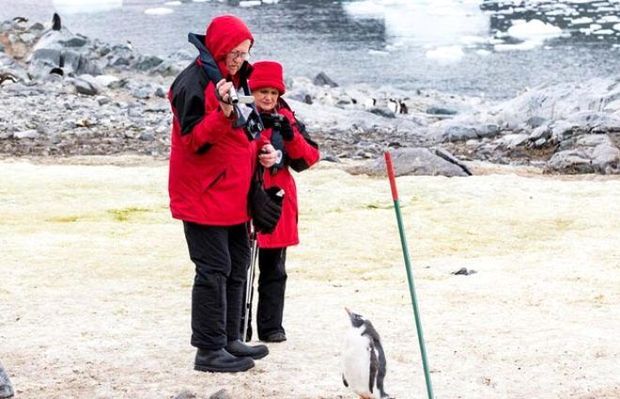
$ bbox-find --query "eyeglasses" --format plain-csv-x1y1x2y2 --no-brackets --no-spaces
228,50,250,61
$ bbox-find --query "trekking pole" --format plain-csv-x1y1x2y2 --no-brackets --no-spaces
242,230,259,342
384,151,434,399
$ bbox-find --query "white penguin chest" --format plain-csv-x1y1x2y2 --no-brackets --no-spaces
343,328,375,397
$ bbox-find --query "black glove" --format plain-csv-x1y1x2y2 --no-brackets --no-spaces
279,117,293,141
260,113,278,129
250,185,284,234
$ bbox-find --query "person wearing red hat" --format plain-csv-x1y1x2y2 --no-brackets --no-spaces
245,61,320,343
168,15,279,373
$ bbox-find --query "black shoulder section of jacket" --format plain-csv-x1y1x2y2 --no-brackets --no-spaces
170,61,210,136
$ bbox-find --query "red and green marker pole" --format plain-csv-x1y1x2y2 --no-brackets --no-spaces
384,151,434,399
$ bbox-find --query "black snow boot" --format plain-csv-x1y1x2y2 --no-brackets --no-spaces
194,348,254,373
225,339,269,360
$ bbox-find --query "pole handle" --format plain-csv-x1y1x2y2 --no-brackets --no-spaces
384,151,399,201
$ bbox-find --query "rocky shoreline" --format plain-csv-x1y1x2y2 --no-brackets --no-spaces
1,16,619,175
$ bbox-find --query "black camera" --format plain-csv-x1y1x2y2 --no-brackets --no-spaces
228,85,239,104
260,113,284,129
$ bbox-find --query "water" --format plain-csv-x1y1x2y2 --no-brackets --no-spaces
1,0,619,99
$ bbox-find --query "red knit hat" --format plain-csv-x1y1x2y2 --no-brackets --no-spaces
249,61,286,94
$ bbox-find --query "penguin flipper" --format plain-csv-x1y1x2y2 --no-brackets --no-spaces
368,341,379,394
342,373,348,388
376,342,388,397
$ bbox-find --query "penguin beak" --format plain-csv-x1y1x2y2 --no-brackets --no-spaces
345,307,353,320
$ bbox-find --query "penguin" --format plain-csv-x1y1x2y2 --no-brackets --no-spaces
342,307,392,399
52,13,62,31
386,98,400,114
399,101,408,115
49,53,64,76
0,73,18,85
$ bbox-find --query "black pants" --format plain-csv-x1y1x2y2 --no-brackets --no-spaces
183,221,250,350
256,247,288,339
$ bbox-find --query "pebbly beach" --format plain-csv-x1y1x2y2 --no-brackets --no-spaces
1,12,619,175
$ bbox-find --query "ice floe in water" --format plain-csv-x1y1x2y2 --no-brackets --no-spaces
144,7,174,15
240,1,262,7
425,45,465,63
342,0,488,48
52,0,122,14
507,19,562,41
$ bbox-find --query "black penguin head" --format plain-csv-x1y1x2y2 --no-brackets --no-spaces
345,307,366,328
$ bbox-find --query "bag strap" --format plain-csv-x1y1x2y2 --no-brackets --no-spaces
254,163,265,186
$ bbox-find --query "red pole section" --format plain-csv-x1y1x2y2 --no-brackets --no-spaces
384,151,399,201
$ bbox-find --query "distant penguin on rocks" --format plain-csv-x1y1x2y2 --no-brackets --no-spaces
49,53,64,76
387,98,400,114
52,13,61,31
343,308,392,399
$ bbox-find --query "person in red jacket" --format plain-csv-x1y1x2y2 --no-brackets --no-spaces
168,15,279,373
246,61,320,342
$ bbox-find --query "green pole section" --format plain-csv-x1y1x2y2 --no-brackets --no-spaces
385,151,434,399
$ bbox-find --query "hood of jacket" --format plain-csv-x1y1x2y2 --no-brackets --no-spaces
204,15,254,76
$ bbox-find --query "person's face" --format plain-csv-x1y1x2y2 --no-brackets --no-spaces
252,87,279,112
225,39,251,76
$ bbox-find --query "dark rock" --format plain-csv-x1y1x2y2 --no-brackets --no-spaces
131,85,152,99
209,389,232,399
426,106,457,115
349,147,470,177
452,267,477,275
72,78,98,96
444,125,478,142
526,116,547,128
61,36,87,48
476,124,500,139
154,87,166,98
591,143,620,174
173,389,196,399
135,55,164,71
368,107,395,119
313,72,338,88
545,150,593,174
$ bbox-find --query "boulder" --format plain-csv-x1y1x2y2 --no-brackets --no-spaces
348,147,470,177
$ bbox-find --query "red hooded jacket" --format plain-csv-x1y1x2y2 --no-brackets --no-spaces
168,16,265,225
258,106,320,248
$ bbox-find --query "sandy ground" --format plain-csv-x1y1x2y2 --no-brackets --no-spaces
0,157,619,399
